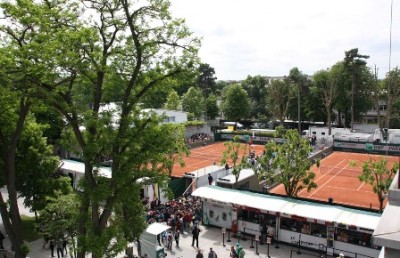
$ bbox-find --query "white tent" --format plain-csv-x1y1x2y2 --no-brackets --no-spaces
140,223,170,258
192,186,381,230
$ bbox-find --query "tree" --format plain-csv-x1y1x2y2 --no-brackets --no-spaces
164,89,180,110
0,65,67,258
344,48,370,130
221,136,250,183
259,130,317,197
1,1,200,258
288,68,311,133
196,63,217,98
205,94,219,120
38,192,79,257
266,79,292,124
241,75,269,120
221,84,251,121
351,158,399,212
15,122,70,218
313,63,342,134
182,87,205,120
159,123,189,177
384,67,400,128
0,81,31,258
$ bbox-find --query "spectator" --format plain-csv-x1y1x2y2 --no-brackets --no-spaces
0,230,4,249
174,229,180,247
192,224,201,248
208,174,213,185
208,247,217,258
56,239,64,258
196,249,204,258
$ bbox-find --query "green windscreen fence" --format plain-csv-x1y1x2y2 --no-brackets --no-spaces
169,177,186,198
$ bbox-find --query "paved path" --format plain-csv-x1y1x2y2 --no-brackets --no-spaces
24,225,332,258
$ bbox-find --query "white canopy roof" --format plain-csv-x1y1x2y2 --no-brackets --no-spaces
183,165,224,178
217,169,255,184
145,222,170,236
60,159,112,178
192,186,381,230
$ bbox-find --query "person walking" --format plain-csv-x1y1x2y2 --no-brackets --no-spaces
0,230,5,249
196,249,204,258
49,239,55,257
229,245,238,258
208,247,217,258
174,230,180,247
167,231,173,250
192,224,201,248
63,239,68,255
208,174,213,185
56,239,64,258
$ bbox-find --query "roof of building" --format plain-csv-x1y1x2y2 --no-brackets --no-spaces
60,159,112,178
216,168,255,184
192,185,381,231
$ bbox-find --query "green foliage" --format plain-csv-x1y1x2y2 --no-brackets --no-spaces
21,215,41,242
184,121,206,127
266,80,292,123
384,67,400,128
160,123,190,176
259,130,317,197
352,157,398,212
343,48,371,128
221,136,250,183
1,0,201,257
21,243,30,256
241,75,269,119
196,63,217,98
205,94,219,120
221,84,251,121
182,87,205,120
38,192,79,255
164,89,181,110
286,67,312,123
16,120,69,213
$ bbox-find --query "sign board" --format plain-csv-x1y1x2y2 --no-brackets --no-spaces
222,227,226,234
255,234,259,241
266,236,272,244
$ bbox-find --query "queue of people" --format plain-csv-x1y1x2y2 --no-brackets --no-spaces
188,133,212,143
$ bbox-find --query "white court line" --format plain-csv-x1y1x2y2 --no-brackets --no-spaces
357,182,365,191
307,159,349,198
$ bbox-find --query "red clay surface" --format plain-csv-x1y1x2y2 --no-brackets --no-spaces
173,143,399,210
171,142,265,177
270,151,399,210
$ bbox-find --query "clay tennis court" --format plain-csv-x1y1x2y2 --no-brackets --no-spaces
270,151,399,210
171,142,265,177
172,142,398,210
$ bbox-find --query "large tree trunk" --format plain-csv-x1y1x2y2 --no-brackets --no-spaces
76,194,89,258
327,107,332,136
0,103,30,258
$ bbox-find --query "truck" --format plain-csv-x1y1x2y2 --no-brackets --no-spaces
302,126,374,143
373,128,400,144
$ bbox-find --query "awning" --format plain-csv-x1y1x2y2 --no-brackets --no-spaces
192,186,381,230
145,223,170,236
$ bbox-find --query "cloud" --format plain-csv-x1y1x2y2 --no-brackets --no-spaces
170,0,400,80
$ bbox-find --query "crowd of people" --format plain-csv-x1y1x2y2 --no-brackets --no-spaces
141,195,203,255
188,133,212,143
139,195,249,258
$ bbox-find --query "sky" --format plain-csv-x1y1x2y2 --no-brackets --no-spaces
169,0,400,81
